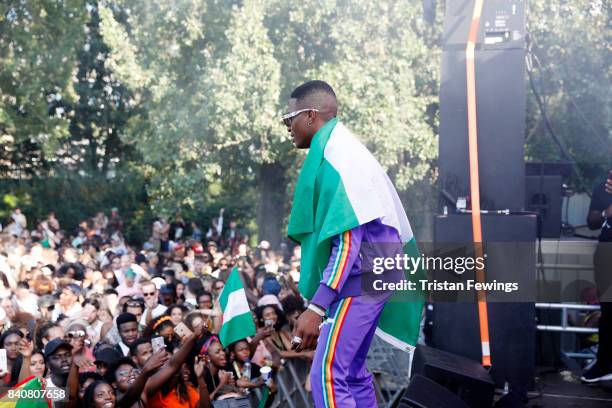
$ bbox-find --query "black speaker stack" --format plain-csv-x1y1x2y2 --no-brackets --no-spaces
404,1,536,407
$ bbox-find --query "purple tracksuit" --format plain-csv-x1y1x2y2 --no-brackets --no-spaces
310,218,403,408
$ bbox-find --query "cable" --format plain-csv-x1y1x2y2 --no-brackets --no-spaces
525,33,593,197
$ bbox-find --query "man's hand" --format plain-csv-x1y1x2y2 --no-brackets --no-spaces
193,356,206,378
605,174,612,194
74,357,95,371
18,338,33,358
193,321,206,339
143,351,168,375
236,377,251,388
292,309,322,351
218,370,235,387
145,297,158,310
255,326,274,340
604,204,612,218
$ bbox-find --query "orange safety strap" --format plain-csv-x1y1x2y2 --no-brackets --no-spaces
465,0,491,367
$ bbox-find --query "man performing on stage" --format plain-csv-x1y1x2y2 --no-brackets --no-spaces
286,80,424,407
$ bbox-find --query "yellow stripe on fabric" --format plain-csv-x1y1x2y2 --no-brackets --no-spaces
323,297,353,408
327,230,351,289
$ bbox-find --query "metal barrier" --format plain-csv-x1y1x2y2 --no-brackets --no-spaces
247,359,313,408
536,302,600,360
536,302,599,334
246,342,409,408
366,336,412,407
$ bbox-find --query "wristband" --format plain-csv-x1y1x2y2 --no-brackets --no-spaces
307,303,326,318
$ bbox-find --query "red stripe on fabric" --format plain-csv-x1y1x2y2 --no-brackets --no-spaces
328,297,353,407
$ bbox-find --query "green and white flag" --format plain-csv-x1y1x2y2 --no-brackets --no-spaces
218,267,256,348
288,118,426,353
0,376,50,408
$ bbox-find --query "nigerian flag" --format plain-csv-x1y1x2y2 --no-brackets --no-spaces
218,267,256,347
288,118,426,353
0,376,50,408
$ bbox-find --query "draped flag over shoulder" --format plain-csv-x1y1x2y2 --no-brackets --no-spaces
218,267,257,348
0,376,50,408
288,118,426,354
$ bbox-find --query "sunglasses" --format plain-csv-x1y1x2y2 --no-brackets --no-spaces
67,330,86,338
117,368,141,378
143,292,156,297
281,108,319,127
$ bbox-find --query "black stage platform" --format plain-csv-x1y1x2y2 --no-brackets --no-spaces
523,369,612,408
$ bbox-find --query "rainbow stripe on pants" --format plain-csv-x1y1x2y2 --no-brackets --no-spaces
311,295,389,408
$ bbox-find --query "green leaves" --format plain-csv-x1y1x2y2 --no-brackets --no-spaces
526,0,610,187
96,0,441,235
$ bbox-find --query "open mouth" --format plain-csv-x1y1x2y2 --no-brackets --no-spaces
103,402,114,408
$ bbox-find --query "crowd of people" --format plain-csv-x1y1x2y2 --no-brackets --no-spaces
0,207,311,407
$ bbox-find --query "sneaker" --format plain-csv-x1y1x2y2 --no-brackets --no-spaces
580,364,612,383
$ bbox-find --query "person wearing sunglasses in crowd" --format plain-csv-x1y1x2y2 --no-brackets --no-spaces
139,280,167,327
16,333,46,383
66,321,96,373
122,297,145,331
109,350,167,408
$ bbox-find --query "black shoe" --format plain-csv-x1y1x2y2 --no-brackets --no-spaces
580,364,612,383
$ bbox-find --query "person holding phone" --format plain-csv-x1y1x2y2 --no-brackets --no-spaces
0,328,23,385
198,336,236,398
583,170,612,383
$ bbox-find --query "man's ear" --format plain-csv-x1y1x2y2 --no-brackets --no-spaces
308,110,318,122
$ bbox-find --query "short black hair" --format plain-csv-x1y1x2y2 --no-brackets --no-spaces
78,371,103,387
116,312,137,329
0,328,24,348
281,294,306,316
109,357,137,382
197,290,213,301
227,338,249,353
129,337,151,356
290,80,336,102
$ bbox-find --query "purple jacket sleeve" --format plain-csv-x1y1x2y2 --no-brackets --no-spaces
310,225,363,310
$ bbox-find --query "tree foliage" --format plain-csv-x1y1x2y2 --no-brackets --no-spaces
99,0,439,243
526,0,610,188
1,0,608,244
0,1,86,176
